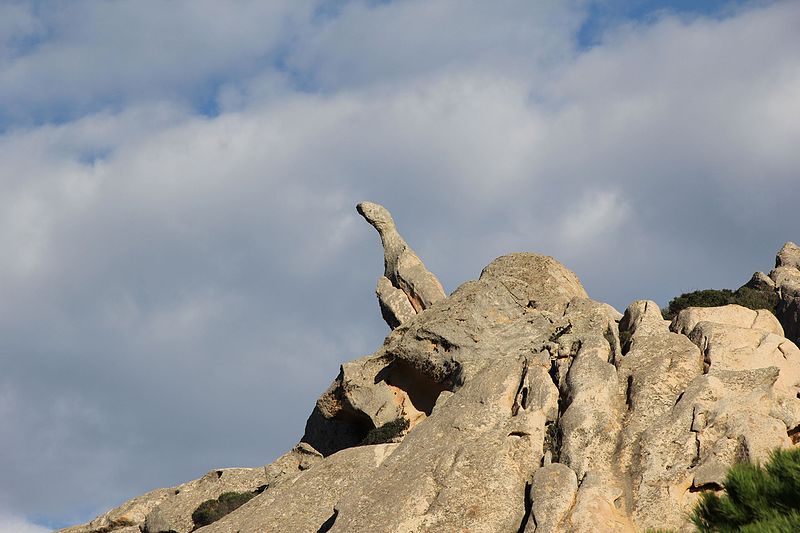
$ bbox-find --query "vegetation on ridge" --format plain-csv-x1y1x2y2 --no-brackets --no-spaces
662,287,778,321
191,491,257,530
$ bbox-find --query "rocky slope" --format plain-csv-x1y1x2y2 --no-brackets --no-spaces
61,206,800,533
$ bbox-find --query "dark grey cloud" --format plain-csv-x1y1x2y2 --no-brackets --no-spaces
0,1,798,530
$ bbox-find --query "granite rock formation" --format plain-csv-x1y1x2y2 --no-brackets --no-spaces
357,201,446,328
741,241,800,345
60,208,800,533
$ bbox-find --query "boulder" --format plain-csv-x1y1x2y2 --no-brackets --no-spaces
376,275,416,328
671,304,784,337
742,271,775,292
768,242,800,344
526,463,578,533
58,488,174,533
776,241,800,269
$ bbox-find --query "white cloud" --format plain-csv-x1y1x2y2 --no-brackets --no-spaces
0,0,315,122
0,513,49,533
286,0,584,89
559,191,630,248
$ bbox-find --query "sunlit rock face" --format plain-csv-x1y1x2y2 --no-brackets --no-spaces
59,209,800,533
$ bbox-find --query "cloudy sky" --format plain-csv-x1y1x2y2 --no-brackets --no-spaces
1,0,798,530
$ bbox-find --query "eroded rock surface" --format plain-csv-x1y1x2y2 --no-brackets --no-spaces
61,445,322,533
743,241,800,344
61,223,800,533
357,201,446,328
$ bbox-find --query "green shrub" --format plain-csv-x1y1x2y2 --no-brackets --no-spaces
191,491,257,529
662,287,778,320
691,447,800,532
730,287,779,315
360,417,409,445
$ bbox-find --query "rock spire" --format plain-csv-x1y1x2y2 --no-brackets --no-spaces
356,201,446,328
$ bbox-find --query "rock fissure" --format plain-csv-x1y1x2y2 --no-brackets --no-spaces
316,510,338,533
512,358,530,416
516,481,534,533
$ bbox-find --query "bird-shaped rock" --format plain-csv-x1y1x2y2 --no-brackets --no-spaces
357,202,446,328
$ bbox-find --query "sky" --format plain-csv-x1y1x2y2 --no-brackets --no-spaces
0,0,798,530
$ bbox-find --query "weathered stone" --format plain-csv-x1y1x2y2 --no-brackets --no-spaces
142,467,267,533
776,241,800,269
479,252,588,314
569,472,635,533
685,320,800,395
58,487,174,533
771,266,800,298
197,444,397,533
328,356,546,533
357,202,446,328
526,463,578,533
376,275,416,328
777,296,800,347
765,242,800,345
742,271,776,292
672,304,784,337
302,349,448,457
616,301,704,530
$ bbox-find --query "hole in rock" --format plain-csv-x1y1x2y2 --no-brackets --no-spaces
625,375,634,409
570,340,582,357
689,482,722,493
376,359,453,416
789,425,800,445
614,495,624,509
301,405,374,457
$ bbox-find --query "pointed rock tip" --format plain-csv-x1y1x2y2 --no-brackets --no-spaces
356,201,395,231
776,241,800,269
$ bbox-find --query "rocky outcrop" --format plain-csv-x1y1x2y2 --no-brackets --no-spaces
60,444,322,533
60,213,800,533
199,444,397,533
357,202,446,328
741,241,800,345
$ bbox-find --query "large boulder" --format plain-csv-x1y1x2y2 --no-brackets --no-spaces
776,241,800,270
767,242,800,344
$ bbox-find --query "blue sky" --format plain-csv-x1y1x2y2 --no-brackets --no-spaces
0,1,798,531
